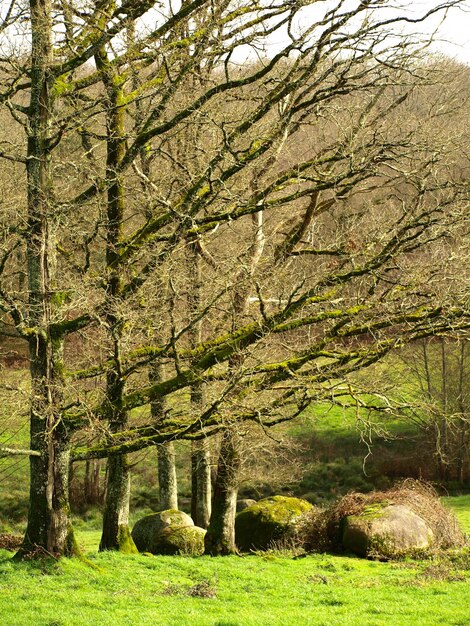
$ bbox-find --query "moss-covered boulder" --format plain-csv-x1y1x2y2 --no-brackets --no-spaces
324,481,465,558
156,526,206,556
131,509,194,554
235,495,313,551
342,503,434,558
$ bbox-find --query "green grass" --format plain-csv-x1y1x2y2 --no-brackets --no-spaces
0,498,468,625
444,495,470,536
0,548,468,626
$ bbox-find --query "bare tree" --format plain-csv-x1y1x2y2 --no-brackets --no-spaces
395,337,470,482
0,1,468,559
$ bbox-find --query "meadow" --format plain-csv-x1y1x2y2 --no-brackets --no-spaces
0,496,468,626
1,367,468,626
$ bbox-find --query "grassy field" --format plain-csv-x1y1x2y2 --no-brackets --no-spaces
1,366,468,625
0,496,468,626
444,495,470,535
0,547,468,626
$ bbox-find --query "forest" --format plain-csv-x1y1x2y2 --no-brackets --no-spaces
0,1,469,624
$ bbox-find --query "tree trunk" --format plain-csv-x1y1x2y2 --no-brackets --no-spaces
204,429,240,555
99,454,137,553
97,44,136,553
186,243,211,527
205,210,265,553
150,363,179,510
157,443,178,510
84,459,102,504
99,368,136,551
17,0,77,559
191,439,211,528
19,393,76,557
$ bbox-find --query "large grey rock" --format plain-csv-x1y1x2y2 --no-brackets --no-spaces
131,509,194,554
342,503,434,558
156,525,206,556
235,495,313,551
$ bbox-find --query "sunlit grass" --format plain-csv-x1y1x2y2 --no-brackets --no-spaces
0,547,468,626
0,498,468,626
444,495,470,536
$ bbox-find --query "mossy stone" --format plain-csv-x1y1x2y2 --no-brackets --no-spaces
155,526,206,556
131,509,194,553
235,495,313,551
342,504,434,558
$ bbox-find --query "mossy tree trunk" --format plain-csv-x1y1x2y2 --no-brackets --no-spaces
191,438,212,528
150,363,179,510
20,390,75,557
96,42,136,553
157,442,178,510
17,0,77,559
187,242,211,527
99,454,136,553
204,429,240,555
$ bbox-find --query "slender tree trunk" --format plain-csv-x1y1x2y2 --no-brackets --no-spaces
205,210,266,554
96,44,136,553
84,459,102,505
157,443,178,510
127,22,181,516
187,243,212,526
17,0,76,559
204,429,240,555
456,341,467,484
149,363,179,510
440,339,449,480
191,438,211,528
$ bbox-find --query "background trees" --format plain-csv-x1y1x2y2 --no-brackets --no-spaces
395,337,470,482
0,1,468,557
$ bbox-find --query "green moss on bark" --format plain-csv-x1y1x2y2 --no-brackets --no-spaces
116,525,138,554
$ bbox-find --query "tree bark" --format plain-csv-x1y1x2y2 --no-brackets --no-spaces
99,454,136,553
204,429,240,555
84,460,102,505
157,442,178,510
96,43,137,553
20,395,75,557
191,439,212,528
17,0,76,559
150,363,179,510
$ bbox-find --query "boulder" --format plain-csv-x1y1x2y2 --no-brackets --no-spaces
341,503,434,558
131,509,194,554
156,525,206,556
235,495,313,551
236,498,257,512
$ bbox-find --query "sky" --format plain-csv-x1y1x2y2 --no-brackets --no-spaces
257,1,470,67
419,1,470,63
0,1,468,65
